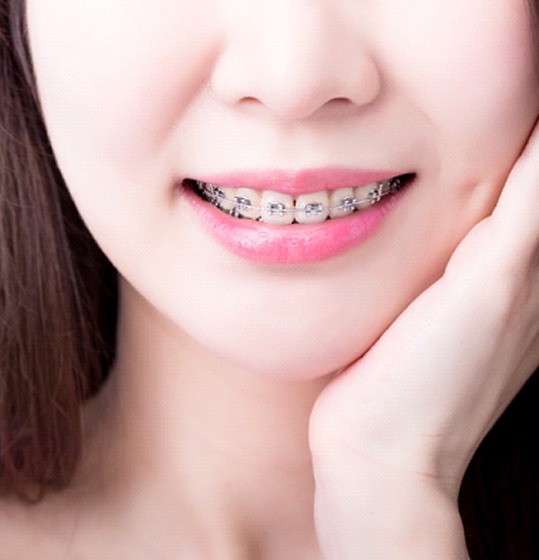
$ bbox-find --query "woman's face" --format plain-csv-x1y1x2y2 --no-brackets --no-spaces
27,1,539,379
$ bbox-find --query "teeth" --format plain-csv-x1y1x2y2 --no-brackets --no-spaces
218,186,237,212
329,187,356,219
355,182,380,210
260,191,294,225
194,175,406,224
235,188,261,220
295,191,329,224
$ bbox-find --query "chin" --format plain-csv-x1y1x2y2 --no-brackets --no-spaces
208,334,366,381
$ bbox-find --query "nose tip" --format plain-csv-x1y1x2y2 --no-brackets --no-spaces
209,5,382,121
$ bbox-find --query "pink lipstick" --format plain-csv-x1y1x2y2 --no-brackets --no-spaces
194,168,405,196
180,168,414,264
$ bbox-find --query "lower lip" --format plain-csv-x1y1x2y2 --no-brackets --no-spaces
181,182,408,265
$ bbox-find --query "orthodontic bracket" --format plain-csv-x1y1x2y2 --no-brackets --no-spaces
195,176,404,220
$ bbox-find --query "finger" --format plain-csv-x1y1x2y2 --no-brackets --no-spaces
491,116,539,233
445,116,539,275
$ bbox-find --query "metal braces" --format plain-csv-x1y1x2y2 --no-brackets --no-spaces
196,177,403,220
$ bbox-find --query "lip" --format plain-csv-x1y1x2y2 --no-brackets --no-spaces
195,167,405,195
180,170,413,265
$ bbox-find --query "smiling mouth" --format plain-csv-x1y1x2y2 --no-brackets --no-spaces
184,173,414,225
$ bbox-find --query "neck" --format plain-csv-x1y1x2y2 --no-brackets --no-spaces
82,280,330,559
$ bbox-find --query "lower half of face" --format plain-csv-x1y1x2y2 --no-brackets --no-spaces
27,0,539,379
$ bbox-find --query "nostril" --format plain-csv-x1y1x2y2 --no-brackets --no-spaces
233,94,364,122
238,96,261,106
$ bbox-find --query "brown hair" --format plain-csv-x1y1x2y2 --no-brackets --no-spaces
1,0,538,555
0,0,116,500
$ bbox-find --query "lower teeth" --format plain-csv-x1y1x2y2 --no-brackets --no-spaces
192,175,409,224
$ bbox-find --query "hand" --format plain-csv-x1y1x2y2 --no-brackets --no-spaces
309,119,539,559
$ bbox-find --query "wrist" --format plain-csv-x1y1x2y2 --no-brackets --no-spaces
313,459,470,560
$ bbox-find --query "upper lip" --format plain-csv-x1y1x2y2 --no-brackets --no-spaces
189,167,407,196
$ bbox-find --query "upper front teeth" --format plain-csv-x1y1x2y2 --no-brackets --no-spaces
261,191,294,225
195,177,402,225
295,191,330,224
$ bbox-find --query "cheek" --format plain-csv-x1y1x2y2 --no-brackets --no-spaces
383,1,539,168
27,1,219,173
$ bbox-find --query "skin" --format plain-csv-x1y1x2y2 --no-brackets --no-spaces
26,0,539,379
2,0,539,558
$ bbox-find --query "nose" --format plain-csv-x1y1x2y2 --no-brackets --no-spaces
210,2,381,120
